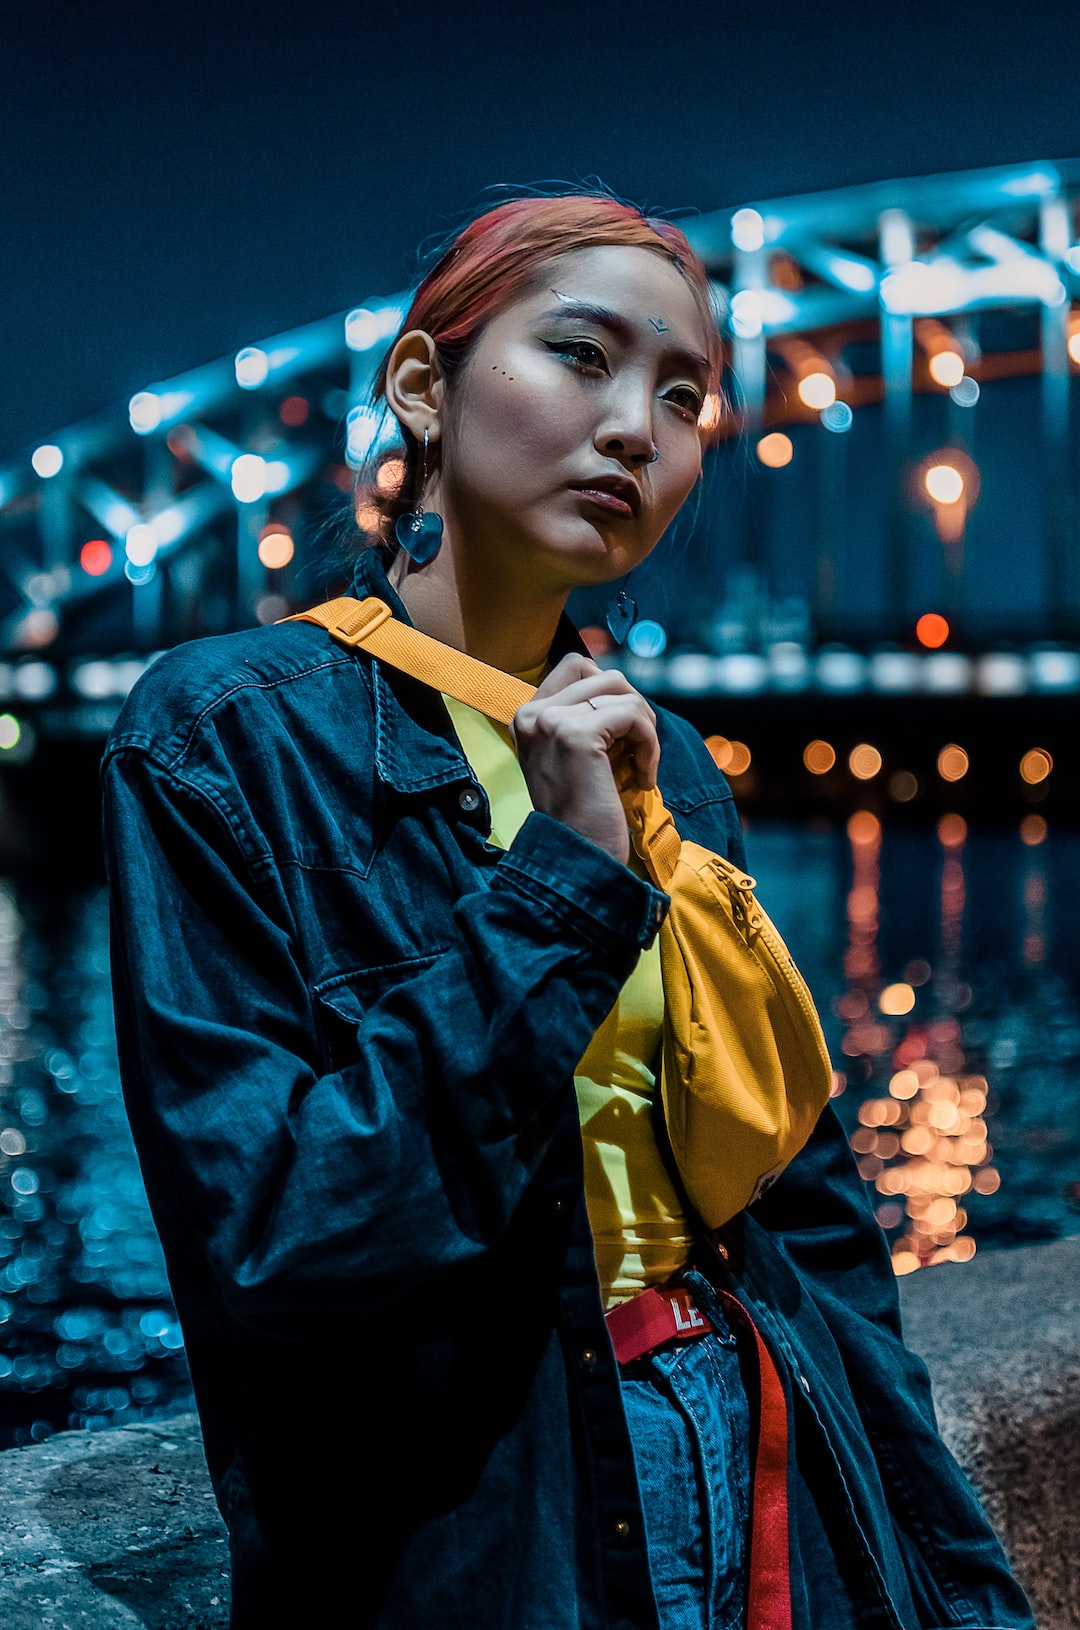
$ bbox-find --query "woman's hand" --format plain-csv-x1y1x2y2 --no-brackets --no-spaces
510,655,660,865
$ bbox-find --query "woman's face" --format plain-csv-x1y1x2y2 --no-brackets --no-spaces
430,245,712,591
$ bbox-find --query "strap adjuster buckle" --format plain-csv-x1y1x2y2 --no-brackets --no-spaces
328,596,393,648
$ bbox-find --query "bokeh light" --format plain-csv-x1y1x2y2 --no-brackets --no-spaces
889,771,919,802
626,620,667,659
1020,814,1048,846
938,813,968,847
756,432,793,468
731,208,765,252
880,983,916,1016
375,457,406,493
279,395,309,428
79,540,113,577
0,715,22,751
797,371,837,410
31,445,63,479
803,739,836,774
231,454,268,503
925,463,965,503
1020,748,1052,784
234,347,269,390
937,744,970,782
257,529,295,570
847,810,881,845
849,743,883,780
706,736,752,775
916,612,950,648
928,351,965,387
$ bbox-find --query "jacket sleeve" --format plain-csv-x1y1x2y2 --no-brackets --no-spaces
103,746,667,1339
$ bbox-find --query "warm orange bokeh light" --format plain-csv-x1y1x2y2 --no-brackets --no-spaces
1020,748,1052,785
937,744,969,783
1020,813,1048,846
880,983,916,1016
797,371,836,410
928,351,965,388
849,744,883,781
376,457,406,494
916,613,950,649
705,737,752,775
257,530,295,570
937,813,968,847
847,810,881,846
803,739,836,774
756,432,794,469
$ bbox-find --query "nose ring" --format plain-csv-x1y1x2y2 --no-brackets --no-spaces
648,446,659,464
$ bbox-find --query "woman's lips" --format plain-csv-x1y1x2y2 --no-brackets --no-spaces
572,486,636,519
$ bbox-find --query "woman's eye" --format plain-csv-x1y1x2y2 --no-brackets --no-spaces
546,338,608,371
666,385,703,417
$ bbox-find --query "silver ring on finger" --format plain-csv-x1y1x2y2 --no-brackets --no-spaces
586,698,599,711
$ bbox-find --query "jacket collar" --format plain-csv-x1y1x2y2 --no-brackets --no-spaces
347,546,590,797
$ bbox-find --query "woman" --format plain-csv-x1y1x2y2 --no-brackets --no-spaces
104,194,1033,1629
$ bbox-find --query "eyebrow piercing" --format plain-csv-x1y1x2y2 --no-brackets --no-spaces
649,317,670,333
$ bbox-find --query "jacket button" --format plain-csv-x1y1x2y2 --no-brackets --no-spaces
580,1348,598,1367
552,1198,565,1215
458,786,481,813
613,1519,631,1541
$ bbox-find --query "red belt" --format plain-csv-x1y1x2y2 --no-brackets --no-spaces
606,1281,792,1630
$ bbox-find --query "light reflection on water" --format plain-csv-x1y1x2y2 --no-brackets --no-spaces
2,820,1079,1446
749,815,1080,1271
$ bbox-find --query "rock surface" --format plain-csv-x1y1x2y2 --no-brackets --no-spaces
2,1236,1078,1627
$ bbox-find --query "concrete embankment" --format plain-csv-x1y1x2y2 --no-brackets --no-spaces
1,1235,1078,1628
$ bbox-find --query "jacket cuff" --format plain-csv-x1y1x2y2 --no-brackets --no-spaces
493,811,669,957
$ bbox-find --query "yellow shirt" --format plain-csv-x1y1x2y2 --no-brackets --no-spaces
443,692,694,1308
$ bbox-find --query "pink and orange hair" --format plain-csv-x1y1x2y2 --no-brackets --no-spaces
358,192,720,550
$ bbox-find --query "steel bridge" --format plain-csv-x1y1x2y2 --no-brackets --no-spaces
1,159,1079,826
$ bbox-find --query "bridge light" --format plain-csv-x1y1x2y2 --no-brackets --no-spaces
128,391,163,434
756,432,793,468
231,454,268,503
731,208,765,252
257,529,295,569
1020,748,1052,785
31,445,63,478
80,540,113,577
925,464,964,504
797,372,836,410
235,348,269,390
937,745,970,782
125,524,157,566
916,613,950,648
928,351,965,388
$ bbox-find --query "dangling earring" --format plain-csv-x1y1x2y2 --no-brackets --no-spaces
394,427,444,565
605,575,638,646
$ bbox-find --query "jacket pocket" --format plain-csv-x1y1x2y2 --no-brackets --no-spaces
312,951,448,1070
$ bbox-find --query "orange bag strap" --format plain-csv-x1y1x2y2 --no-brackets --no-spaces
286,595,683,889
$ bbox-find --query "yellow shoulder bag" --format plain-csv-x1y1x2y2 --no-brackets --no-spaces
286,595,834,1228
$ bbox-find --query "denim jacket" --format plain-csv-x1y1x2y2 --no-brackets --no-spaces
102,547,1033,1630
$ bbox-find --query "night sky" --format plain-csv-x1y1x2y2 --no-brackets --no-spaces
4,0,1080,461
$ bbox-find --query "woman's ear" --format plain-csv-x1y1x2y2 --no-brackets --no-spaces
384,330,445,446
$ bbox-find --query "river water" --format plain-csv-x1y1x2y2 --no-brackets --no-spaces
1,816,1078,1449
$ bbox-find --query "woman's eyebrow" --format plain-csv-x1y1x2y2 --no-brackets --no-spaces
538,299,711,378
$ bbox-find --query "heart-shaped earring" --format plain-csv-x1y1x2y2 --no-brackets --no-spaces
395,426,444,566
605,585,638,646
395,508,444,564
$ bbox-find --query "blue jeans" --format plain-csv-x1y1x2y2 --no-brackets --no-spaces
618,1271,753,1630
